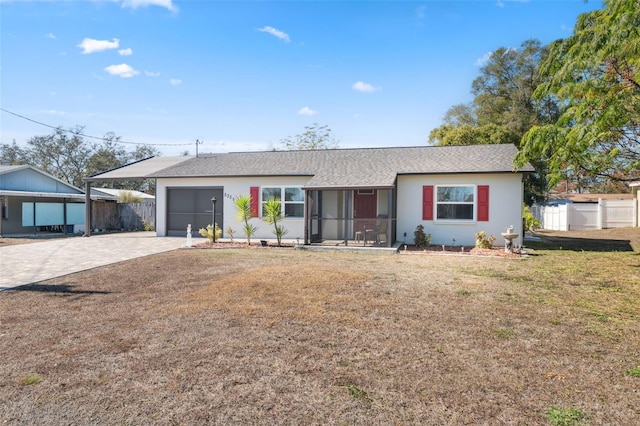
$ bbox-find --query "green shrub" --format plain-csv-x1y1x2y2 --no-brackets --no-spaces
199,224,222,243
475,231,496,248
413,224,431,248
117,191,144,203
523,204,540,231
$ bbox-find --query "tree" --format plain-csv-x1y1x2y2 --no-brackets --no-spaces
471,39,557,136
428,39,555,204
429,123,520,146
516,0,640,188
23,126,94,188
86,133,128,178
279,123,339,150
0,140,29,165
0,127,161,193
441,103,478,128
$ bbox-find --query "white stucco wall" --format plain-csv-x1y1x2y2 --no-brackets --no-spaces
156,173,525,247
156,176,309,240
396,173,524,247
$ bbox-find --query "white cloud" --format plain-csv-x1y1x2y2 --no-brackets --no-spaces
121,0,177,12
78,37,119,54
258,26,290,43
104,63,139,78
118,48,133,56
475,47,517,66
45,33,56,39
145,70,160,77
170,78,182,86
475,52,493,66
42,110,65,116
297,106,318,116
352,81,380,93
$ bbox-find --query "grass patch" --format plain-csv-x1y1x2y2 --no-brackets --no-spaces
345,385,369,400
546,406,587,426
0,228,638,424
19,374,41,386
626,365,640,377
493,329,514,340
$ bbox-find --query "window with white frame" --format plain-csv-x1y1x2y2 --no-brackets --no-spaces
261,187,304,218
436,185,474,220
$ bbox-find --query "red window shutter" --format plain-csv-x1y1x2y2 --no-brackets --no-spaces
250,186,259,218
422,185,434,220
477,185,489,222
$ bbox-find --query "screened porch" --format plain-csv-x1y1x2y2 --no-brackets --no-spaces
304,188,396,247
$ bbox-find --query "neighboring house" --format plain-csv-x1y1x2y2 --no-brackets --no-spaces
92,188,155,200
0,165,116,236
549,192,635,203
85,145,533,247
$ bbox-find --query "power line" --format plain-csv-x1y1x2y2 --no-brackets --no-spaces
0,107,193,147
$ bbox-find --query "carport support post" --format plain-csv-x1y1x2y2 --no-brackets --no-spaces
84,181,91,237
211,197,217,243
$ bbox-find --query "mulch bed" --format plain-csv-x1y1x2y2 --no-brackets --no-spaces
400,244,523,258
190,240,523,257
190,240,295,249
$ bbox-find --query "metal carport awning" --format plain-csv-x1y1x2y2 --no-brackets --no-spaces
82,156,194,236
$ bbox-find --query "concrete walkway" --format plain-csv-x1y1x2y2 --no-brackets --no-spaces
0,232,186,290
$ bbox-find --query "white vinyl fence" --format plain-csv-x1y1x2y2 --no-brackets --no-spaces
534,199,638,231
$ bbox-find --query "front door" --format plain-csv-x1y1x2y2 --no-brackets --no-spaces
353,189,377,237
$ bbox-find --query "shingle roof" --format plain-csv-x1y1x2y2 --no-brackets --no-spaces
89,145,534,188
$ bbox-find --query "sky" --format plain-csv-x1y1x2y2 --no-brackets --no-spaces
1,0,603,156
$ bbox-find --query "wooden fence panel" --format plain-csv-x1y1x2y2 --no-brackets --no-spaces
92,201,119,231
117,201,156,231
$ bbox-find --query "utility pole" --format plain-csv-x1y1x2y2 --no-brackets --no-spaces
195,139,203,157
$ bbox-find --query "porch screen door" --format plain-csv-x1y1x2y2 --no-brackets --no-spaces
353,190,377,237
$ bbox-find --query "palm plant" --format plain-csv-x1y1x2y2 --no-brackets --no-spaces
234,194,258,245
262,196,288,246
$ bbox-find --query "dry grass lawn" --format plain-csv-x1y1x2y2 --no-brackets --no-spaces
1,228,639,424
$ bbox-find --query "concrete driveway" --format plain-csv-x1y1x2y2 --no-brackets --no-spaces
0,232,186,290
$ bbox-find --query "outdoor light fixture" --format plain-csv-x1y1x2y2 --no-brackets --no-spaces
211,197,217,243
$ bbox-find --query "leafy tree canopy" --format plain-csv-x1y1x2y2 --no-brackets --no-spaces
429,123,520,147
279,123,339,150
516,0,640,188
429,39,554,204
0,126,161,192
